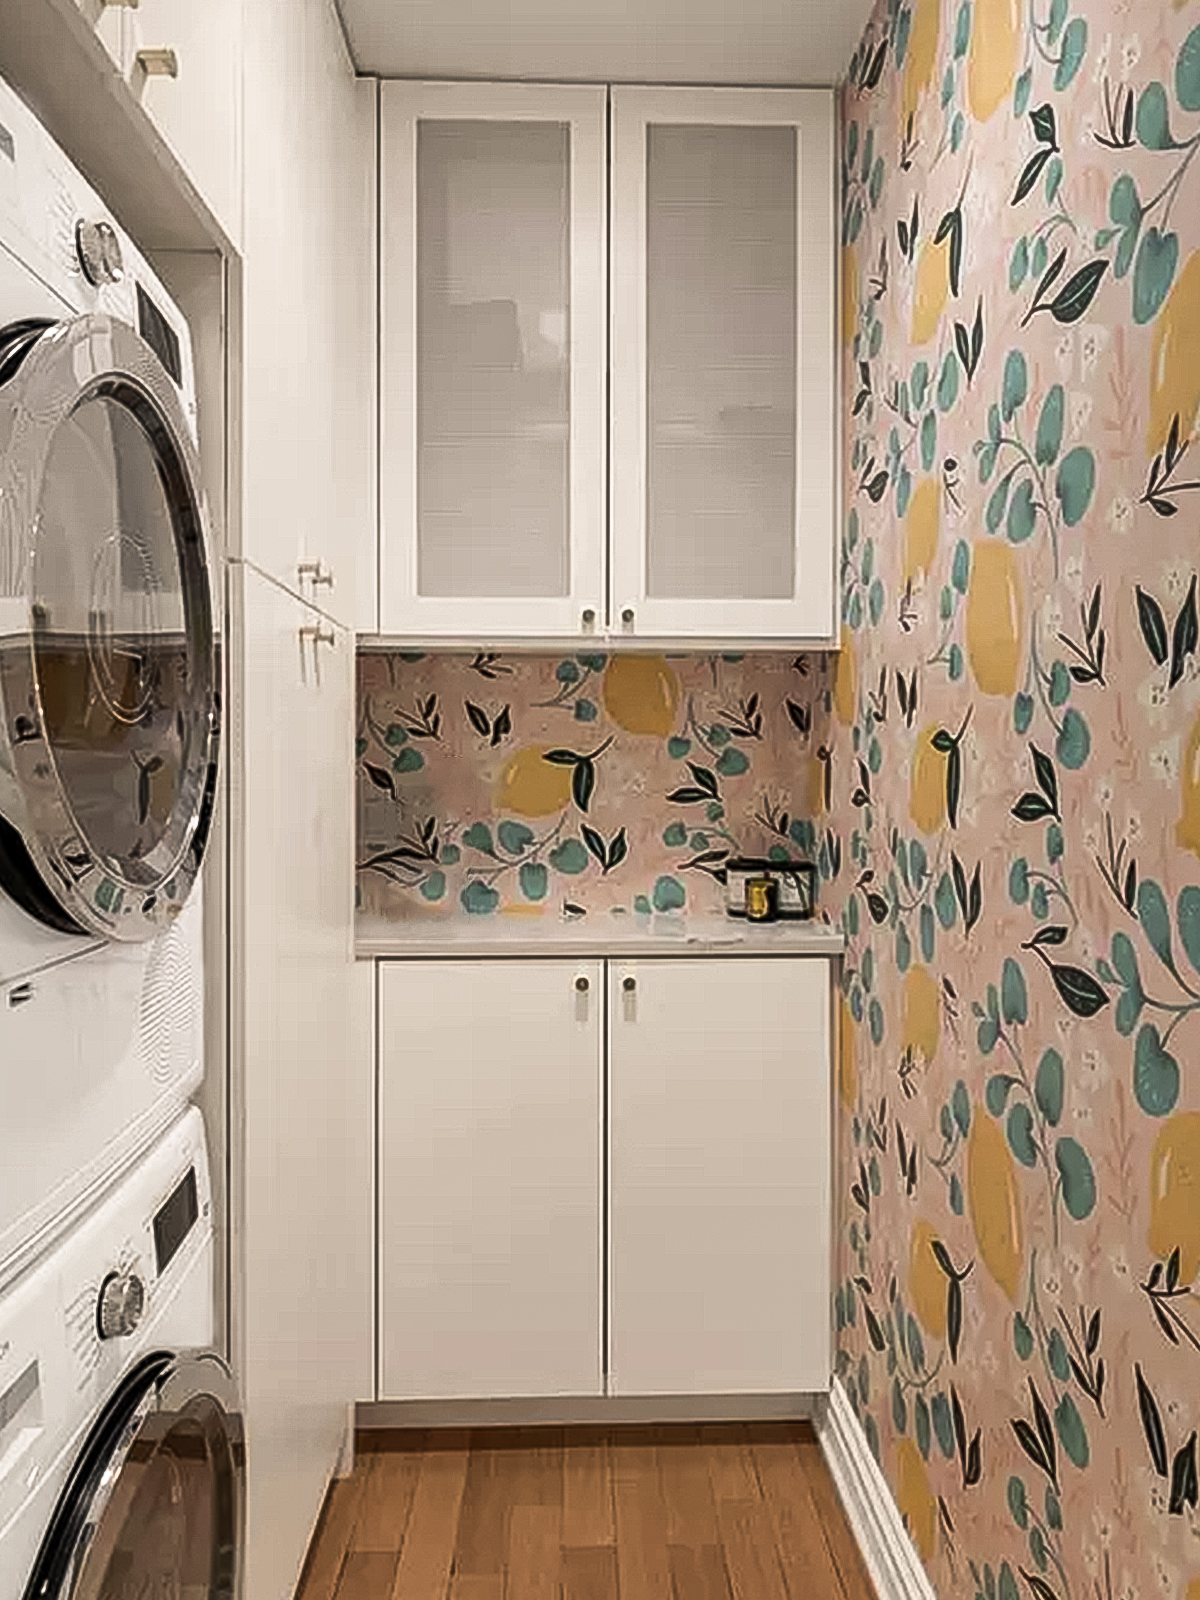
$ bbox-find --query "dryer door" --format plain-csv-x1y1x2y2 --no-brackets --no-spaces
22,1350,243,1600
0,314,219,941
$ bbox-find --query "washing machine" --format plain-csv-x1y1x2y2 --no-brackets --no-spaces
0,74,220,1281
0,1106,242,1600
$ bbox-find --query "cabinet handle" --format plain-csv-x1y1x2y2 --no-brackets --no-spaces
575,975,590,993
298,560,336,591
299,624,336,685
134,47,178,77
621,607,635,630
581,608,596,630
622,976,636,993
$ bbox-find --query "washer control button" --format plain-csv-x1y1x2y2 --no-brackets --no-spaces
96,1272,146,1340
76,218,124,286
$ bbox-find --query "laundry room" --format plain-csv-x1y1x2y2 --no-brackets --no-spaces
2,0,1200,1597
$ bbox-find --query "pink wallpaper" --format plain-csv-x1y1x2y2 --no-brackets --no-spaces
832,0,1200,1593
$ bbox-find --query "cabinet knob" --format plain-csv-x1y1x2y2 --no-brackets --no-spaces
581,608,596,630
299,560,336,590
622,976,636,993
621,607,635,628
575,975,590,993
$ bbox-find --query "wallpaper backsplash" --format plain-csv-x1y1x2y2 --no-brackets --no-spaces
355,650,832,920
832,0,1200,1594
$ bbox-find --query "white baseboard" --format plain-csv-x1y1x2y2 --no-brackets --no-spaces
816,1377,938,1600
334,1400,357,1478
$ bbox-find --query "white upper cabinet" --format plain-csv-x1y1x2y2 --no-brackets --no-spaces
376,82,835,644
610,87,836,644
379,82,607,639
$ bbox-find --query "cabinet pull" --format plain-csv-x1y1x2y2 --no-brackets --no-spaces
299,624,336,685
620,607,635,630
581,608,596,630
575,975,590,993
298,560,336,591
134,47,178,76
622,976,636,992
620,972,637,1022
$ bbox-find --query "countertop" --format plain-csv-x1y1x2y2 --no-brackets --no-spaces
355,911,846,961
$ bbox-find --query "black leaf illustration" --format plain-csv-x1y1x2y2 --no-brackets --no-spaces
786,698,812,736
1087,584,1102,642
668,787,711,804
687,763,720,799
364,763,396,798
951,1384,967,1463
955,318,972,373
1012,147,1053,205
464,700,490,737
864,36,887,88
1031,103,1058,145
582,825,606,866
1046,962,1110,1017
543,748,582,766
968,864,982,932
1030,1379,1058,1490
864,1302,887,1352
1021,1572,1061,1600
866,470,890,503
1124,859,1138,912
1012,792,1054,822
1028,924,1069,947
1168,1246,1182,1292
948,1277,963,1364
952,852,969,919
1136,1363,1168,1478
947,744,962,828
1012,1417,1051,1481
1031,745,1059,812
607,828,629,872
965,1431,982,1487
490,705,512,746
931,1239,954,1277
971,299,984,369
866,891,890,924
1169,574,1198,689
1087,1309,1101,1356
573,759,596,813
1169,1433,1198,1515
1047,259,1109,324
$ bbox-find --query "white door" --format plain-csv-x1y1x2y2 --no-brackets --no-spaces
231,561,370,1600
379,959,604,1399
610,88,837,644
609,958,831,1395
379,82,607,639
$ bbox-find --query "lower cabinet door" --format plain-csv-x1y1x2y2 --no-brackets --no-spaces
379,959,604,1399
609,958,831,1396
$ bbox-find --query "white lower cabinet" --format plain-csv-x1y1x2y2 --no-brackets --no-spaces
379,959,604,1399
609,958,830,1396
377,955,831,1403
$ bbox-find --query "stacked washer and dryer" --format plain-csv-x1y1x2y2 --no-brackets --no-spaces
0,73,242,1598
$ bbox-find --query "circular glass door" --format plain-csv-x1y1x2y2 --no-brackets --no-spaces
0,315,219,941
23,1352,243,1600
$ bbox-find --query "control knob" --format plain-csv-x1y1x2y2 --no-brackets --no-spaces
96,1271,146,1340
75,219,124,287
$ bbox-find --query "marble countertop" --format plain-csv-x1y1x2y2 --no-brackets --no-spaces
356,911,846,960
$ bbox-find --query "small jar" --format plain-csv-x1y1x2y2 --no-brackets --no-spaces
745,875,777,922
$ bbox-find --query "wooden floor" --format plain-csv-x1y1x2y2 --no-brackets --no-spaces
295,1423,876,1600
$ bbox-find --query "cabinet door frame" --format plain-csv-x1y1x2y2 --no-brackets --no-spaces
379,81,607,640
610,86,837,645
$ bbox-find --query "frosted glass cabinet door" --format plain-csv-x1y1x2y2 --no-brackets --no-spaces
380,83,606,638
379,960,604,1400
609,958,831,1395
610,89,836,643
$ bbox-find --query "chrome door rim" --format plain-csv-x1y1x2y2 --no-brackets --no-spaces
0,314,219,941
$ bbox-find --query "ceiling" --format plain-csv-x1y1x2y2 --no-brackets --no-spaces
336,0,871,86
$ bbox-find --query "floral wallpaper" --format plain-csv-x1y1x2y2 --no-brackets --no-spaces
833,0,1200,1594
355,650,833,920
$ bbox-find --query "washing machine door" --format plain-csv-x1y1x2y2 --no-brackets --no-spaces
0,313,219,941
22,1350,243,1600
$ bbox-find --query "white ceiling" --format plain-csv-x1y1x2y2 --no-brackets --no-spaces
336,0,871,86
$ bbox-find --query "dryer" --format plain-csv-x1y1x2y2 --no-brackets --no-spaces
0,1106,242,1600
0,74,219,1283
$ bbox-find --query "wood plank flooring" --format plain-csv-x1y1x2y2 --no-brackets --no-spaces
295,1424,875,1600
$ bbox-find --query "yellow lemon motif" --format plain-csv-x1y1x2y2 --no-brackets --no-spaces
833,627,858,724
911,236,951,347
904,478,940,583
838,997,858,1111
909,725,947,835
602,655,680,737
494,745,573,818
903,0,942,126
1178,709,1200,863
842,244,859,347
903,964,941,1064
968,0,1022,122
1148,250,1200,458
968,1114,1025,1301
1187,1579,1200,1600
967,540,1024,696
896,1438,937,1562
909,1219,949,1340
1149,1112,1200,1287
